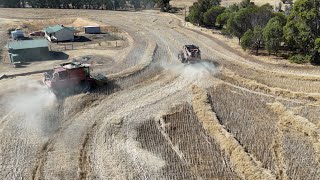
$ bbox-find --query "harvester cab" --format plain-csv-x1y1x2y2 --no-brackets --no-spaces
43,62,95,95
178,45,201,64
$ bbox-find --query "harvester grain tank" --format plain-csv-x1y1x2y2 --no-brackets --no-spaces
178,45,201,64
43,62,96,95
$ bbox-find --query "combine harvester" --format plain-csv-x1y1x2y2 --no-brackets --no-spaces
43,62,98,96
178,45,201,64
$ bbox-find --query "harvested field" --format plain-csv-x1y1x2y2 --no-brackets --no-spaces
0,8,319,180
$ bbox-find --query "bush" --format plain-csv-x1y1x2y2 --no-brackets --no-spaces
289,54,311,64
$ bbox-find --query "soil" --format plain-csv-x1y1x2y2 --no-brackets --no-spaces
0,8,319,180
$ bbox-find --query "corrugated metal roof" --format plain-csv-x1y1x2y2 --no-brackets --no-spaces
44,25,78,33
7,39,48,50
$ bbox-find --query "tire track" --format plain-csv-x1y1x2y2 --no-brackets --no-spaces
31,101,65,180
78,122,97,180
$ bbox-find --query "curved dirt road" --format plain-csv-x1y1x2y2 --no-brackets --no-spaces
1,9,320,179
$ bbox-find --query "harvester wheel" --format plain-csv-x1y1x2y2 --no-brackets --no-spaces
80,81,91,93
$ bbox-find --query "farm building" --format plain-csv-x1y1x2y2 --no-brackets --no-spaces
44,25,79,42
84,26,101,34
7,39,49,63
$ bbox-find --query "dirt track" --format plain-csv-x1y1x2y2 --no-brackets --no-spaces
1,9,320,179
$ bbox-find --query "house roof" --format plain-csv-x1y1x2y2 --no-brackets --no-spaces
44,25,78,34
7,39,48,50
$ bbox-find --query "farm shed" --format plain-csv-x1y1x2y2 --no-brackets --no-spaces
44,25,79,42
84,26,101,34
7,39,49,63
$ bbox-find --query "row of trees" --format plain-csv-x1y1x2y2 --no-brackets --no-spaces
0,0,170,11
187,0,320,64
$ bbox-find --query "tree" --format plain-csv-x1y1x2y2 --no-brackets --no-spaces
284,19,314,52
239,0,254,8
142,0,156,9
188,2,202,25
216,4,239,28
216,12,229,28
284,0,320,63
203,6,225,27
226,3,272,43
315,38,320,53
3,0,20,7
48,0,61,8
226,7,255,42
157,0,170,11
263,16,286,54
241,27,263,55
187,0,221,26
131,0,141,9
102,0,113,9
241,29,254,50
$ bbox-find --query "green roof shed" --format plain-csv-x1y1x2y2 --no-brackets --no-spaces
7,39,50,63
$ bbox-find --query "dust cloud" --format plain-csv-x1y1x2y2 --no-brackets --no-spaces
4,80,59,135
164,60,218,87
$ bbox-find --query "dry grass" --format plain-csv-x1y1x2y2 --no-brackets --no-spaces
269,102,320,163
207,84,279,175
192,85,275,180
282,131,320,179
206,82,320,179
217,69,320,102
136,103,239,179
291,106,320,126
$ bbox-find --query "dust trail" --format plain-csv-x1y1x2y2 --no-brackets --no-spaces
163,61,218,87
4,80,58,135
0,109,14,133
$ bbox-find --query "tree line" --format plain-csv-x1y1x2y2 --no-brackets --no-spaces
0,0,170,11
187,0,320,64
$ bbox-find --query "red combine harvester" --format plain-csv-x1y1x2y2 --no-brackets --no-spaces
43,62,96,96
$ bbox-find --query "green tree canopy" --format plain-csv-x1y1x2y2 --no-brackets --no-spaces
188,0,221,26
284,0,320,63
263,16,286,54
203,6,225,27
241,27,263,55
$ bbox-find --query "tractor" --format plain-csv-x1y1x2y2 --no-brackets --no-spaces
178,45,201,64
43,62,96,96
